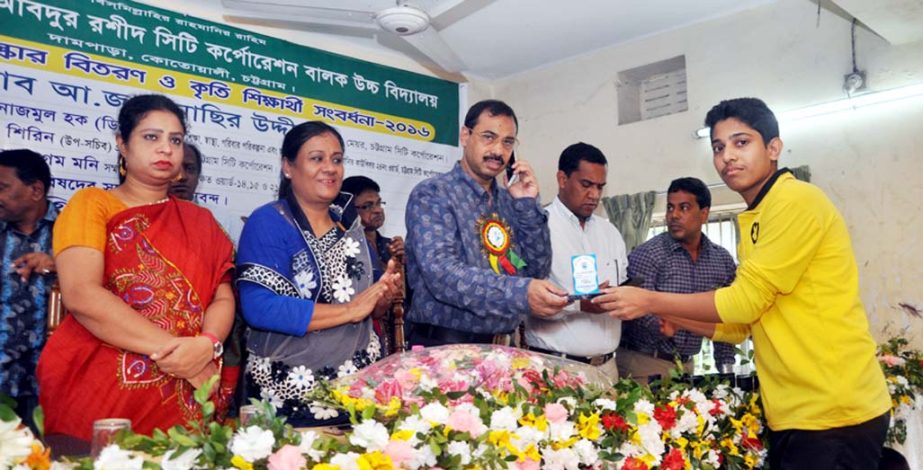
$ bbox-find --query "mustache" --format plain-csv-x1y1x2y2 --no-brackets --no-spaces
483,154,503,163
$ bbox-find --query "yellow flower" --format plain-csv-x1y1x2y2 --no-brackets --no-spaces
511,357,530,369
355,398,375,412
639,454,657,467
551,436,579,450
744,453,757,469
231,455,254,470
409,367,422,379
720,438,740,456
636,413,650,425
381,396,402,417
675,436,689,450
577,413,601,440
488,430,518,455
358,451,394,470
519,444,541,462
332,389,355,408
391,429,414,441
313,465,340,470
519,412,548,432
23,442,50,470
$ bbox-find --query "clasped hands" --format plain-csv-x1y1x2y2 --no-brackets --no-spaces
150,335,219,391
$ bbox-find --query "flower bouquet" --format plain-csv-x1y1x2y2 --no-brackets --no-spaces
878,335,923,445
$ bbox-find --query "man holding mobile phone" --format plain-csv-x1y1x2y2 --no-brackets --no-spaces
404,100,568,347
524,143,627,378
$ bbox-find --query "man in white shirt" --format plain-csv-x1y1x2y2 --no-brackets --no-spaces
525,142,627,379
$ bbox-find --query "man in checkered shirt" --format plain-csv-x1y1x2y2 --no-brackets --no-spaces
616,177,737,384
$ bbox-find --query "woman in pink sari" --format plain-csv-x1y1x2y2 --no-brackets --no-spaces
38,95,235,440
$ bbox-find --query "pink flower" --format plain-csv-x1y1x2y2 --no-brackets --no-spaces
447,409,485,437
374,380,403,405
267,445,306,470
544,403,568,424
384,440,416,467
514,458,541,470
880,354,906,367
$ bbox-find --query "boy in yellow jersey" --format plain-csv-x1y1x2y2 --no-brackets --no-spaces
596,98,890,468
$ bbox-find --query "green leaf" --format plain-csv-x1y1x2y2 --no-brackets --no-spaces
0,403,17,422
33,405,44,438
202,401,215,417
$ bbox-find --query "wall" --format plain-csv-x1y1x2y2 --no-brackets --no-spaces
490,0,923,344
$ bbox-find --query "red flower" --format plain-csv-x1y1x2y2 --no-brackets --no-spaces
709,399,725,416
661,448,686,470
742,435,763,451
622,457,650,470
654,405,677,430
601,412,629,432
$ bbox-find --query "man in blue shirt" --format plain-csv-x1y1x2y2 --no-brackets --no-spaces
405,100,568,346
616,177,737,383
0,149,57,429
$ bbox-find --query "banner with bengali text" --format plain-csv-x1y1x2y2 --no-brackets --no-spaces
0,0,460,240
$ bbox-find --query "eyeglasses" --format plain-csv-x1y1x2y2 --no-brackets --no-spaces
356,200,386,211
466,127,519,151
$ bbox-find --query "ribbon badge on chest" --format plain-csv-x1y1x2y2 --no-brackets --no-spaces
478,213,526,275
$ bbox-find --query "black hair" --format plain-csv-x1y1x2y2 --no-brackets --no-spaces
463,99,518,131
704,97,779,145
0,149,51,195
558,142,607,176
667,177,711,209
278,120,345,199
184,142,203,174
341,175,380,197
116,94,187,183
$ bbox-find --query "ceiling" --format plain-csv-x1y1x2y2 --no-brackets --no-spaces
209,0,775,80
144,0,923,81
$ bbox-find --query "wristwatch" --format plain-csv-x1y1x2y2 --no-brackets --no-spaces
199,332,224,360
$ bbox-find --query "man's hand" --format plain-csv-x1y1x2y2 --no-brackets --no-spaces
387,236,405,262
580,280,610,314
659,317,677,337
528,279,569,317
593,286,652,320
12,252,55,281
506,159,539,199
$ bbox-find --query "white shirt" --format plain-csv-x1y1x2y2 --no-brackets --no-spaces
525,196,628,356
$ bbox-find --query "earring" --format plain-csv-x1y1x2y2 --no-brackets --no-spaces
284,173,291,178
174,172,183,182
118,157,126,177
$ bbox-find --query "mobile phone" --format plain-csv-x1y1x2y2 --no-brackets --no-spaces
505,151,516,185
566,292,601,303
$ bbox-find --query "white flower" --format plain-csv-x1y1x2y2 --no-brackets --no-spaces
349,420,389,451
298,430,325,461
633,398,654,416
287,366,315,389
337,360,358,378
637,421,665,464
446,441,473,466
94,445,144,470
673,409,700,437
229,426,275,461
310,402,340,420
161,448,202,470
513,425,545,447
0,417,34,466
329,451,361,470
343,237,361,258
543,447,580,470
259,388,284,409
573,439,599,467
397,415,431,439
489,406,520,430
704,448,722,467
332,275,355,302
548,421,576,442
406,444,437,470
51,462,77,470
593,398,617,411
294,270,317,298
420,402,450,425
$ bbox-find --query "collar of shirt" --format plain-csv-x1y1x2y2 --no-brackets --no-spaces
663,230,718,258
451,161,498,205
549,196,596,230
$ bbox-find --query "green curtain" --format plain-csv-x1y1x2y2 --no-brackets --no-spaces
601,191,656,252
790,165,811,182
